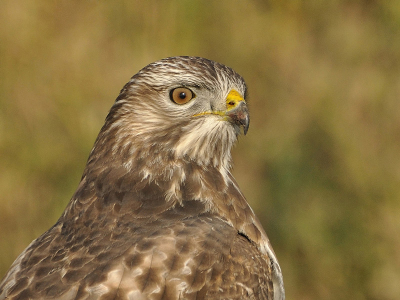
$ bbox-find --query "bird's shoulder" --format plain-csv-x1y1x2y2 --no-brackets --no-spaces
0,204,272,300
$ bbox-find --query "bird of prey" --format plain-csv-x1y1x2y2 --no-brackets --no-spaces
0,56,284,300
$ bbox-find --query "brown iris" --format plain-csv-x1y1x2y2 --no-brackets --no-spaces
170,87,194,105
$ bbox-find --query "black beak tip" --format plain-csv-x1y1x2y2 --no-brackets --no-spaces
243,116,250,135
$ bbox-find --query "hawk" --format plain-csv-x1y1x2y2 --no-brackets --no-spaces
0,56,284,300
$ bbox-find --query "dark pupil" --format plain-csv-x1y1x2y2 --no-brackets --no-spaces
179,92,186,99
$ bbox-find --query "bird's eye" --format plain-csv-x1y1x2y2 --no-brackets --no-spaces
170,87,194,105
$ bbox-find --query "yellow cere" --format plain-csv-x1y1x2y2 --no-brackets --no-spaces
225,89,244,110
192,89,244,118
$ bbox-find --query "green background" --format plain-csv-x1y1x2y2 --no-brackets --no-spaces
1,1,399,299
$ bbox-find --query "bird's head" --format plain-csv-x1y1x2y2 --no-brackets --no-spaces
91,56,249,173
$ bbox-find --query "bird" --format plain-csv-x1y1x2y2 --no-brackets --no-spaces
0,56,284,300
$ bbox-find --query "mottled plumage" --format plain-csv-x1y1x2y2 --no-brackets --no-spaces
0,56,284,300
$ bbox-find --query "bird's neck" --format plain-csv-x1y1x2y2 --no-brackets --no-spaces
63,125,266,240
70,146,266,239
61,143,276,279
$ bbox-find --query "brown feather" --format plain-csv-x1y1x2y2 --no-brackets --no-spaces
0,56,283,300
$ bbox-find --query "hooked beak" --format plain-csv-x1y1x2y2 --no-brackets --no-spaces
225,100,250,135
191,89,250,135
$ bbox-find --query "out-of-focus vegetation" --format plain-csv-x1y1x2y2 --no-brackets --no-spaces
1,0,399,299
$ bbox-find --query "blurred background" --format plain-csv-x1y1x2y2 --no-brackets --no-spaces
1,0,399,299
